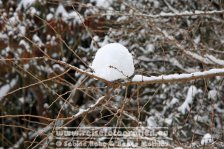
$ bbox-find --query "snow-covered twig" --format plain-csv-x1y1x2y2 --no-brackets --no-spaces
157,27,220,66
9,135,25,149
106,10,224,18
123,111,142,125
184,50,214,65
27,122,54,149
73,96,106,119
130,68,224,85
0,69,70,100
55,59,224,85
29,123,53,139
205,54,224,66
178,86,198,114
0,78,17,101
163,0,179,13
145,10,224,18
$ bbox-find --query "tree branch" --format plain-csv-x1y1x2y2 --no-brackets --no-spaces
128,68,224,85
106,10,224,18
55,58,224,86
72,96,107,119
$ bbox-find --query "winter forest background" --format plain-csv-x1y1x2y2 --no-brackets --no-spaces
0,0,224,148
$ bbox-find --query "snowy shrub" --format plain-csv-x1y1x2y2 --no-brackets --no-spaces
0,0,224,148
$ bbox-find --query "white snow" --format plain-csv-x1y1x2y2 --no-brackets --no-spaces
194,35,200,44
17,0,36,10
32,34,43,47
208,90,218,100
0,78,17,101
73,96,105,118
18,97,25,103
8,15,19,26
68,11,84,24
0,33,8,40
194,115,208,123
91,43,134,81
170,97,178,105
205,54,224,66
55,3,68,21
19,26,26,36
146,116,157,127
90,0,113,8
178,86,198,114
201,133,213,145
164,118,172,125
53,64,65,72
146,43,155,53
174,147,184,149
132,10,224,20
29,7,37,16
132,68,224,82
19,40,30,50
184,50,213,65
46,13,54,21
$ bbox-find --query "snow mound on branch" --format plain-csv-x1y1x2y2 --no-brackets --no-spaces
91,43,134,81
201,133,213,145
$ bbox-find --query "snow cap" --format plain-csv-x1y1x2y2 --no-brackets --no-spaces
91,43,134,81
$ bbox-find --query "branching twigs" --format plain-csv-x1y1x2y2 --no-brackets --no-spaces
150,22,223,66
33,14,92,70
0,68,70,100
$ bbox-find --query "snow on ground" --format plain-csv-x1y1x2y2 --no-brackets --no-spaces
91,43,134,81
201,133,213,145
178,85,198,114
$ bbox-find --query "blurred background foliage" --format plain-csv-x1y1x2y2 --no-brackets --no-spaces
0,0,224,148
